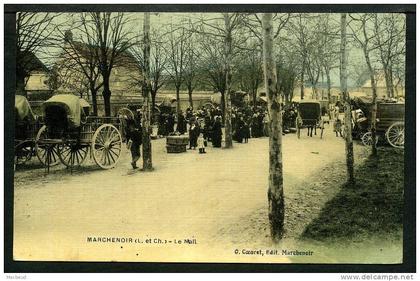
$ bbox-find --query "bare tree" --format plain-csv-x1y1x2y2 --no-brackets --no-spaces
237,40,263,107
223,12,234,148
349,13,379,156
191,13,247,148
276,56,298,105
287,14,314,100
131,29,169,114
184,35,200,109
16,12,60,96
50,61,90,98
317,14,340,105
372,13,406,98
349,58,371,88
199,34,226,112
82,12,135,116
340,13,355,184
142,12,153,171
263,13,284,242
167,25,188,117
56,27,103,115
243,13,291,106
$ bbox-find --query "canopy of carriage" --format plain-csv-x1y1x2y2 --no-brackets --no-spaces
15,95,35,122
297,100,322,123
42,94,90,128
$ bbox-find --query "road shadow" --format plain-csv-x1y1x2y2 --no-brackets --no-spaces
300,147,404,241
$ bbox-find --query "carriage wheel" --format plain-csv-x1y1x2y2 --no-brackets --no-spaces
117,107,134,120
385,121,404,148
14,140,34,165
361,132,378,147
58,143,89,168
91,124,122,169
35,125,60,166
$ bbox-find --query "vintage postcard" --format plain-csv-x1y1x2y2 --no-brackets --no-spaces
5,4,415,269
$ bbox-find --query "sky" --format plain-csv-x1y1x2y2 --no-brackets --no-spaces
30,12,406,88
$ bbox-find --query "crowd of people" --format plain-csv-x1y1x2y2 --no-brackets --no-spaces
155,103,303,148
123,102,320,169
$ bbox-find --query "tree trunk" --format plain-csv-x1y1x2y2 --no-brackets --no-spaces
263,13,284,242
252,89,257,108
90,85,98,116
220,90,226,124
223,13,233,149
340,13,355,184
363,50,378,156
188,86,193,109
387,66,394,98
151,90,157,123
102,78,112,117
326,67,331,107
142,12,153,171
369,72,378,156
300,64,305,100
175,86,181,115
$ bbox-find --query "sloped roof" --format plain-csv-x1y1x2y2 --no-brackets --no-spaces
18,51,49,73
65,40,139,69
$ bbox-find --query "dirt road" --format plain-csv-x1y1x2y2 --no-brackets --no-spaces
13,126,366,262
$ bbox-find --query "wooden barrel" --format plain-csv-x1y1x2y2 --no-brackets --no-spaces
166,135,189,153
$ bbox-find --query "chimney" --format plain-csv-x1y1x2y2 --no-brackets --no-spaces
64,30,73,43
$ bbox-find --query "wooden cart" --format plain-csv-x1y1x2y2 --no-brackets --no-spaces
36,94,124,171
14,95,60,168
352,97,404,148
295,100,324,139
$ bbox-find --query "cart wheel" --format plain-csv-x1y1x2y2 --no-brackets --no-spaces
35,125,60,166
386,121,404,148
91,124,122,169
58,143,89,167
14,140,34,165
117,107,134,120
361,132,378,146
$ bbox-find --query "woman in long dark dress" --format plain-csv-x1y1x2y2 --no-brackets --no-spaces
188,120,200,149
166,112,175,135
235,116,245,143
212,116,222,148
177,113,186,134
157,112,167,136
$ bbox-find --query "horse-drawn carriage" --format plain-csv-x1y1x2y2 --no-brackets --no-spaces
36,94,124,170
295,100,324,138
14,95,45,168
351,97,404,148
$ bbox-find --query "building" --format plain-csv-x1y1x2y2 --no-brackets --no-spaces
24,52,51,95
360,72,405,98
53,30,141,113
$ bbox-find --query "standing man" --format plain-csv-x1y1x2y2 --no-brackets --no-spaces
126,113,143,169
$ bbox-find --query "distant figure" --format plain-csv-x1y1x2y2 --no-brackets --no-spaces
263,112,269,136
212,116,223,148
243,120,250,143
126,115,142,169
334,118,343,137
166,112,175,134
176,113,187,134
188,120,200,150
158,112,167,136
197,133,206,154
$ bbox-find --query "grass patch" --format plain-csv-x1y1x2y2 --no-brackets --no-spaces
301,147,404,241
